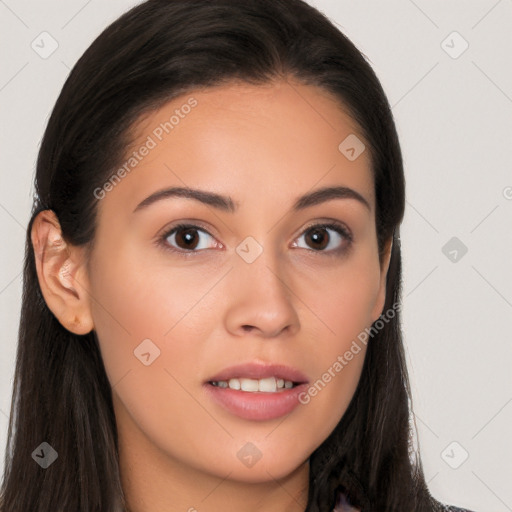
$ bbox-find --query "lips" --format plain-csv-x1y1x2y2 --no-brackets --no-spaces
203,361,310,420
205,361,309,384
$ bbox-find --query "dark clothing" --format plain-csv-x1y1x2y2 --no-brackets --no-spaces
333,492,476,512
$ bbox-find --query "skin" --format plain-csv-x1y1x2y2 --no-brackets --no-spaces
31,78,392,512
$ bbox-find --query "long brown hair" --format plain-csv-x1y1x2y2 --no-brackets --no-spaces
1,1,448,510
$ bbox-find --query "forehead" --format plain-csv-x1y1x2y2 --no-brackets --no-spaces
97,79,374,219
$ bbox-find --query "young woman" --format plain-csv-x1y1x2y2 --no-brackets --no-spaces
0,1,475,511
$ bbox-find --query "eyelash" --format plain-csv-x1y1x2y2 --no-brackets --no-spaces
157,221,353,258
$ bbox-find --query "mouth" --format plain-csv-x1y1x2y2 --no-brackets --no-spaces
205,361,309,392
203,361,309,421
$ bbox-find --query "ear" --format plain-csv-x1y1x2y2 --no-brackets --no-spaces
370,235,394,323
31,209,94,335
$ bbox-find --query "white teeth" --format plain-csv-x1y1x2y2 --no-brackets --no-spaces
211,376,295,392
228,378,241,390
240,378,259,392
258,377,277,392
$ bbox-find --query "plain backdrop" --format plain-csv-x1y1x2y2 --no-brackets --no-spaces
1,1,511,511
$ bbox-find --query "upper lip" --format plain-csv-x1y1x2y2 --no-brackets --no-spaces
206,361,309,384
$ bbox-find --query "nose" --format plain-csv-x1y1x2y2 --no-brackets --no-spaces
223,247,300,339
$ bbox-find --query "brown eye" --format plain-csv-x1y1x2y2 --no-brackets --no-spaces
305,226,330,250
163,224,216,252
174,226,200,250
294,223,352,253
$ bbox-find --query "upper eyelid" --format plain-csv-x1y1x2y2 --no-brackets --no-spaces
299,220,352,239
157,219,213,239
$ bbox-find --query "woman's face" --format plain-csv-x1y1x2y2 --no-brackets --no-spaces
84,79,390,485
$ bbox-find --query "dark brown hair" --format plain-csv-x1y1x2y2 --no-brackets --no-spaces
1,1,456,510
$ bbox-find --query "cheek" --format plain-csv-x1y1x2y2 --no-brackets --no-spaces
284,253,380,439
87,246,218,393
304,251,382,347
87,254,220,463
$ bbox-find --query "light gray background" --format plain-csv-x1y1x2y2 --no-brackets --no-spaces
1,1,511,511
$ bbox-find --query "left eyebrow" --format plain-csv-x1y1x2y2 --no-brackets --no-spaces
132,185,371,214
293,185,370,211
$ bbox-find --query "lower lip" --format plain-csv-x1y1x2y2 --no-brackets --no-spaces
203,382,309,421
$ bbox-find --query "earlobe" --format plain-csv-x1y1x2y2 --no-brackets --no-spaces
31,209,94,335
